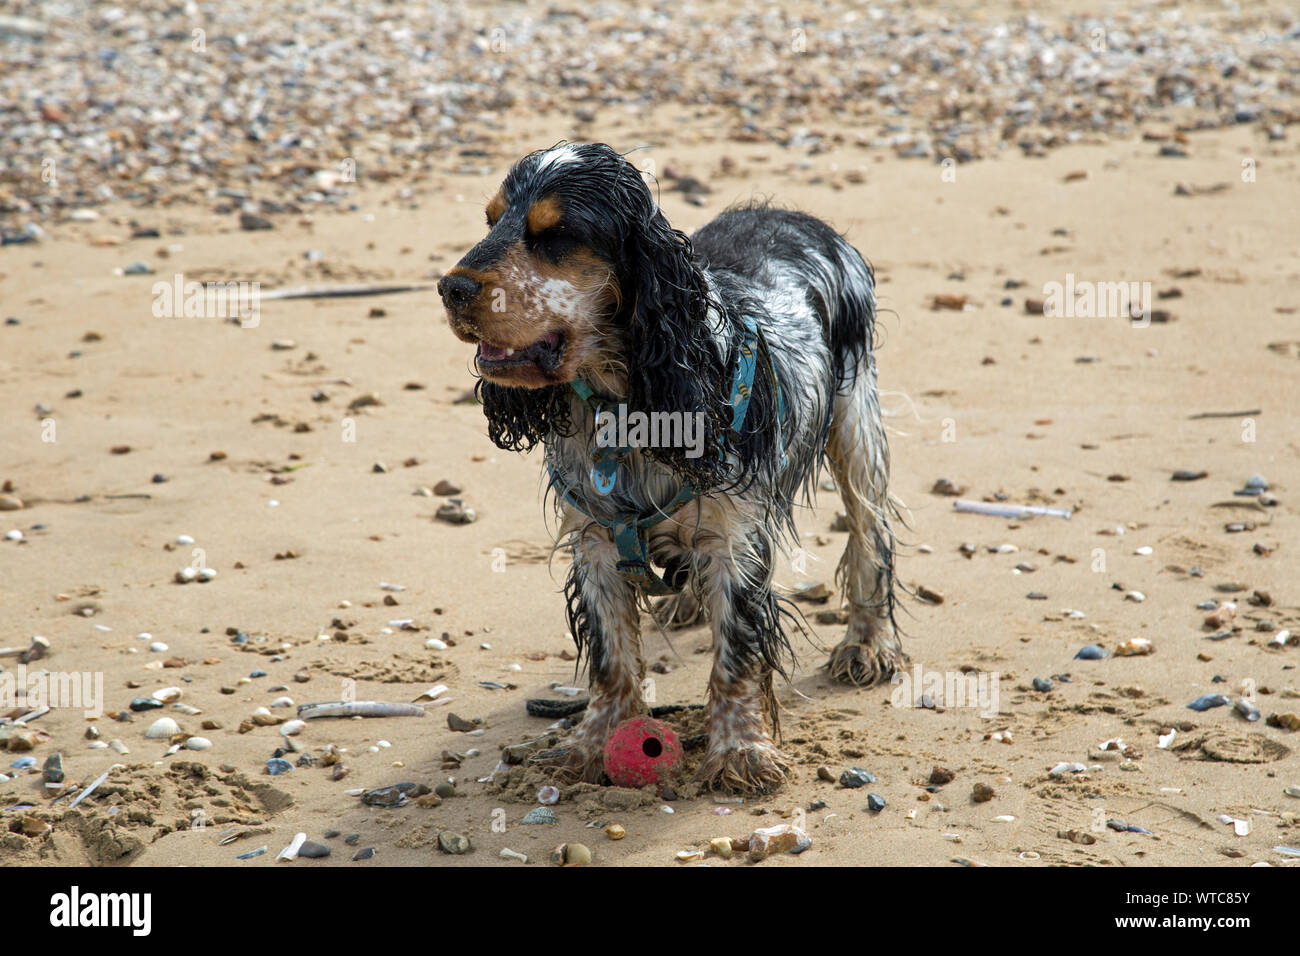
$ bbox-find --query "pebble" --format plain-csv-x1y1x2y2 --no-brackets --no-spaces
1074,644,1108,660
352,847,376,861
42,752,64,783
1187,694,1232,712
550,843,591,866
266,758,294,775
437,831,471,855
866,793,886,812
839,767,876,789
1032,677,1053,692
605,824,626,840
298,841,331,859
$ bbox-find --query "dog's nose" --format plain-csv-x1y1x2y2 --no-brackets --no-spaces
438,274,481,309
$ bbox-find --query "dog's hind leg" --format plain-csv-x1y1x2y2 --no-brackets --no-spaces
530,521,646,783
823,369,907,686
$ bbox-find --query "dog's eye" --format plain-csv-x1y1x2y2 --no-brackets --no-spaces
531,228,576,260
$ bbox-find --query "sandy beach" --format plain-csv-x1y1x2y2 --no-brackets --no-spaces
1,0,1298,868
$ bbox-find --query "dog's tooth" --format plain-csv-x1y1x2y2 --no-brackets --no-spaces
505,348,515,357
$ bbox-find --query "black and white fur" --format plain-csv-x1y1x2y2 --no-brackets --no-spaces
438,142,905,793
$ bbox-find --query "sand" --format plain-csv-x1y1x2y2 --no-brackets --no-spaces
1,1,1299,868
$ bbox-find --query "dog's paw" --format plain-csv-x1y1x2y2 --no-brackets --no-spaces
699,742,791,795
528,743,604,784
825,639,906,687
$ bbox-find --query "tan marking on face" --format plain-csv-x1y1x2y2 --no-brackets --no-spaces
526,195,564,234
448,242,621,388
485,189,506,225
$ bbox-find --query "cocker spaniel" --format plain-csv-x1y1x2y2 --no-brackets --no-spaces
438,143,905,793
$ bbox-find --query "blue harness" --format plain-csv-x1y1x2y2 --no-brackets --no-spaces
546,317,784,595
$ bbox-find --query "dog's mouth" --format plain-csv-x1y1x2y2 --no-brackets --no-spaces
476,331,565,375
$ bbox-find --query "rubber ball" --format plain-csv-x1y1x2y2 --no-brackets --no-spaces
602,716,682,788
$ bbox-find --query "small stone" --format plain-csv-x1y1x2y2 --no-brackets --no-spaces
298,841,331,858
437,831,471,855
605,824,626,840
1032,677,1053,692
550,843,592,866
352,846,376,861
866,793,886,812
972,782,996,803
266,758,294,775
748,824,811,861
42,752,64,784
839,766,876,789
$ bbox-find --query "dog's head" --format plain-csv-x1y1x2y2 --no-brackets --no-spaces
439,143,731,485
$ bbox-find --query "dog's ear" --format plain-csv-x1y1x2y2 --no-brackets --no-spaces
614,164,732,489
478,380,572,454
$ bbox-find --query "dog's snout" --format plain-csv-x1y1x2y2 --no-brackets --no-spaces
438,273,482,309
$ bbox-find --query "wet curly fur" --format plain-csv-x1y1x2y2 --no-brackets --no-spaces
439,143,905,793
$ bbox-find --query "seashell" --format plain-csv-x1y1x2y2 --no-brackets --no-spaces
144,717,180,738
277,832,307,861
1187,693,1231,711
605,824,626,840
1049,762,1086,776
184,737,212,750
499,848,527,863
522,807,557,825
1074,644,1107,660
1233,698,1261,722
175,567,197,583
270,696,294,708
280,719,306,736
676,849,705,862
537,785,559,805
153,686,181,702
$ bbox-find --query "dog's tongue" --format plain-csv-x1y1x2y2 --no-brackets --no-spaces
479,342,509,360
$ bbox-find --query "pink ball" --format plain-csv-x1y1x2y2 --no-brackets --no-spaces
602,716,683,788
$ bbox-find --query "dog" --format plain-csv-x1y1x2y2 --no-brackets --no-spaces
438,142,904,793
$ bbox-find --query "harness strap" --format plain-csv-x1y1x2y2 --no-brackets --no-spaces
547,317,783,595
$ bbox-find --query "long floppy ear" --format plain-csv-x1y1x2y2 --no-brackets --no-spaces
477,380,572,453
616,169,732,489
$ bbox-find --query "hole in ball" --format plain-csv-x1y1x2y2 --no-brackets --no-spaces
642,737,663,758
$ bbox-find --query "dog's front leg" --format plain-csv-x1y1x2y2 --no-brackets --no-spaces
696,519,792,794
531,525,645,784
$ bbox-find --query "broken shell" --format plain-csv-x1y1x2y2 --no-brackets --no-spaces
537,785,560,805
280,719,306,736
676,849,705,863
153,686,182,702
605,824,626,840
